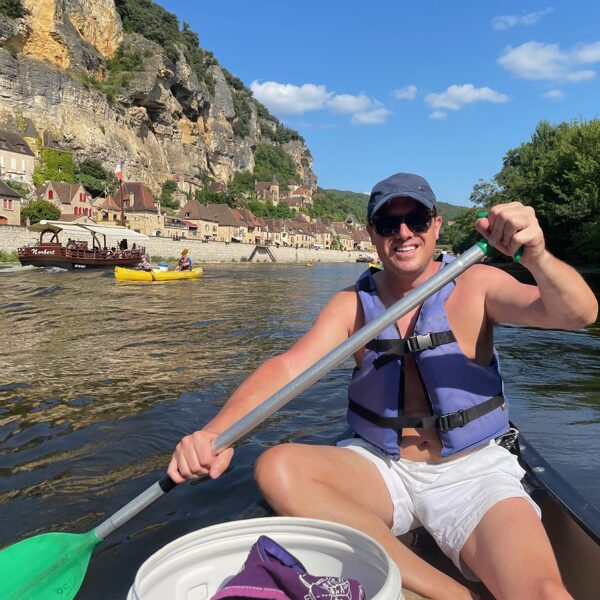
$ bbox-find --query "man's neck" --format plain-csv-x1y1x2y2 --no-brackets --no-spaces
381,261,439,299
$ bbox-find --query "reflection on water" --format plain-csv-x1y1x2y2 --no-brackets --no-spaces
0,261,598,598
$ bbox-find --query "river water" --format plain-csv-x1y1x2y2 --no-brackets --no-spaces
0,261,599,598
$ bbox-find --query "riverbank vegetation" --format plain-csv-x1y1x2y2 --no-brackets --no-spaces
445,118,600,263
0,250,18,262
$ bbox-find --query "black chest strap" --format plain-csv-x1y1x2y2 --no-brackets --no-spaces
367,331,456,369
348,395,505,433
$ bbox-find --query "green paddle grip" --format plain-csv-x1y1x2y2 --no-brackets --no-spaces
476,211,522,262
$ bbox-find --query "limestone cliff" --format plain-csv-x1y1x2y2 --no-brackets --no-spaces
0,0,316,193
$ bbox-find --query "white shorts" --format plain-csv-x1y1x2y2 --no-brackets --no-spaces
337,437,541,579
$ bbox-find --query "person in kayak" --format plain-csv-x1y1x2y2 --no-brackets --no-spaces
137,254,152,272
175,248,192,271
168,173,598,600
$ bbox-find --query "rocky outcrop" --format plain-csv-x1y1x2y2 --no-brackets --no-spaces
0,1,315,194
17,0,119,72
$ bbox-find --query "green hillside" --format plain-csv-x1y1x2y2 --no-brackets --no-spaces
436,201,469,222
313,189,468,224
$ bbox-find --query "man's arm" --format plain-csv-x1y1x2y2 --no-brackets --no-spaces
167,287,359,482
475,202,598,329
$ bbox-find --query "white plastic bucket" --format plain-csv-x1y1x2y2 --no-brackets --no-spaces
127,517,403,600
156,264,169,272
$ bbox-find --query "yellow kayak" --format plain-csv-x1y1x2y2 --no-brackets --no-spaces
114,266,204,282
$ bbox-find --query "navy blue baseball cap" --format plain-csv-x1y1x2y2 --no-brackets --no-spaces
368,173,437,222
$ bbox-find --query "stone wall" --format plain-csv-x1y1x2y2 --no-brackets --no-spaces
0,225,371,264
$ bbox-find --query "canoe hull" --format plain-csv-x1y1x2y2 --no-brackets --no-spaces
114,267,203,282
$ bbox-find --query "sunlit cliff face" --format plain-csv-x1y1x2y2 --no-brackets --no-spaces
21,0,123,71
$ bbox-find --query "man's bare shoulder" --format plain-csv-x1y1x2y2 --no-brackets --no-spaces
325,286,359,313
455,262,510,289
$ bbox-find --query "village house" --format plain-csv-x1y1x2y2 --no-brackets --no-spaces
262,218,289,247
0,130,35,186
344,213,361,230
351,229,375,252
255,177,279,205
35,181,94,219
114,181,162,236
235,207,267,244
287,222,315,248
309,220,334,249
163,215,197,239
289,184,313,207
208,181,227,193
281,197,304,213
204,203,246,243
0,179,22,225
93,195,121,223
330,222,355,251
177,199,219,241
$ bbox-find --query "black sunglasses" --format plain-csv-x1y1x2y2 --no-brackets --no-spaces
372,209,435,237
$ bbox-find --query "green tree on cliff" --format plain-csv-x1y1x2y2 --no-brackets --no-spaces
0,0,24,19
159,179,180,211
75,159,111,198
21,199,61,225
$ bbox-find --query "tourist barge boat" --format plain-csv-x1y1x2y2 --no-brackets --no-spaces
18,220,149,269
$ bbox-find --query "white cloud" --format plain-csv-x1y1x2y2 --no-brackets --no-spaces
543,89,565,100
250,80,392,125
492,8,553,30
498,41,599,82
425,84,509,111
250,81,332,115
573,41,600,64
327,93,373,114
393,85,417,100
351,107,393,125
429,110,447,120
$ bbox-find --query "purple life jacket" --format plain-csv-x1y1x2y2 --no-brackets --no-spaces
347,255,509,458
211,535,365,600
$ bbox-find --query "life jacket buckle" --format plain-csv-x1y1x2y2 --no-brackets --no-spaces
407,333,433,353
438,409,467,432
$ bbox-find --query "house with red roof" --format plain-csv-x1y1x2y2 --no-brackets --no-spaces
235,207,267,244
112,181,163,235
204,203,247,242
93,195,121,223
35,181,94,219
178,199,219,240
255,176,279,204
0,180,22,225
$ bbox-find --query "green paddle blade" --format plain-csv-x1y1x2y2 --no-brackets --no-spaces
0,530,101,600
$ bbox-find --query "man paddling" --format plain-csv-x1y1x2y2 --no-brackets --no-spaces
168,173,597,600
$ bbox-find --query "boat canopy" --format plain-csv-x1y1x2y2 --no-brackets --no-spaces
30,221,149,240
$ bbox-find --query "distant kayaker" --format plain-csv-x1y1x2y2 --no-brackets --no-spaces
168,172,597,600
175,248,192,271
138,254,152,272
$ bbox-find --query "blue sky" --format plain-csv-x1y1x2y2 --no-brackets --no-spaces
157,1,600,206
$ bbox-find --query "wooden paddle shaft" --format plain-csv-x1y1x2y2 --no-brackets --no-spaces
94,242,488,540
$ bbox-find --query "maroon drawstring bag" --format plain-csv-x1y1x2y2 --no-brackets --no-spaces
211,535,366,600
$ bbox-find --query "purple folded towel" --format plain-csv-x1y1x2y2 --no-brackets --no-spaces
211,534,366,600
